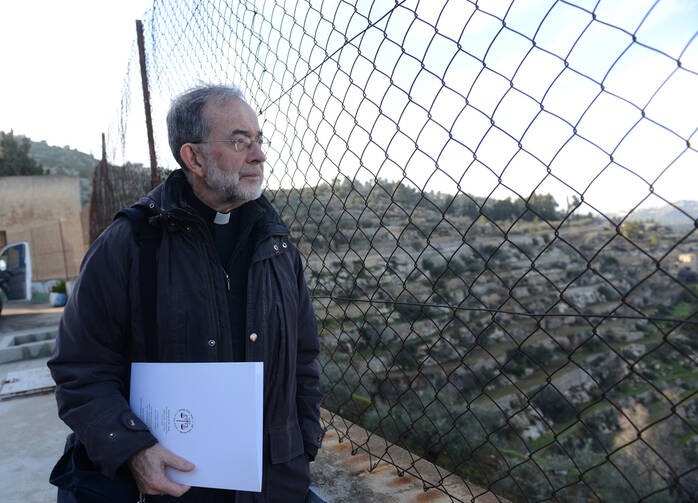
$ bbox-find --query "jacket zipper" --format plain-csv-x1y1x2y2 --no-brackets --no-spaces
168,209,226,355
167,209,289,359
202,234,225,354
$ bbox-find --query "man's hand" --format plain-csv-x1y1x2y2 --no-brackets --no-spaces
127,443,195,497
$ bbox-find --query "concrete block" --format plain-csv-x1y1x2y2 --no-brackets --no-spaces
0,327,57,364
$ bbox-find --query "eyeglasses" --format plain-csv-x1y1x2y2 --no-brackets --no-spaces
196,135,270,152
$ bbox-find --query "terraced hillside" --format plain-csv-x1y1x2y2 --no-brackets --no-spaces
271,179,698,501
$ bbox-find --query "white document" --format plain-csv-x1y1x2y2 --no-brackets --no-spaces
129,362,263,492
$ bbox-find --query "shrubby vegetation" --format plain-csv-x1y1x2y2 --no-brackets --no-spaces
28,138,98,179
302,175,697,502
0,131,45,176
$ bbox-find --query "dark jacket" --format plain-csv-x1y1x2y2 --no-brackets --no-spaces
48,170,324,502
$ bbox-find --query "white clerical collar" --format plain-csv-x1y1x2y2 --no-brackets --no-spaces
214,211,230,225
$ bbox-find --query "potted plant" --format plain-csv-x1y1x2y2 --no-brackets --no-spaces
49,280,67,307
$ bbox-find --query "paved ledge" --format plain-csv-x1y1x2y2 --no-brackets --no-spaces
0,302,63,334
0,366,55,399
311,410,508,503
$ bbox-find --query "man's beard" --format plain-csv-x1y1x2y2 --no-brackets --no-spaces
203,157,263,205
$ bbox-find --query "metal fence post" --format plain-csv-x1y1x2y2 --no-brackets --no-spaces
136,19,159,189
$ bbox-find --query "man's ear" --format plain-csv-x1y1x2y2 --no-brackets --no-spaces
180,143,206,178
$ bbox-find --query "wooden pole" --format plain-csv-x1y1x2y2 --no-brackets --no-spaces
136,19,160,189
57,219,69,280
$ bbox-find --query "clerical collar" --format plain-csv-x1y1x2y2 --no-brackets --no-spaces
214,212,230,225
184,182,240,225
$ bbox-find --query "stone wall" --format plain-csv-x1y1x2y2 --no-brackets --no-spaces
0,176,80,229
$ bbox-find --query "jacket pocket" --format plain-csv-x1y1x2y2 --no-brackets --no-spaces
268,423,304,464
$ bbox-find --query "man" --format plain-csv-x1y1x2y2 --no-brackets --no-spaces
48,84,324,502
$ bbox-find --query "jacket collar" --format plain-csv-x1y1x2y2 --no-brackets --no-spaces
136,169,290,239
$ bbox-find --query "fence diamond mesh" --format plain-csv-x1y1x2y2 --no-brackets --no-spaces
101,1,698,501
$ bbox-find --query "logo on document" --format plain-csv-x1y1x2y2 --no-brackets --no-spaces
174,408,193,433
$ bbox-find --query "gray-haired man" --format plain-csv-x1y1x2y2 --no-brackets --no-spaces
49,85,324,502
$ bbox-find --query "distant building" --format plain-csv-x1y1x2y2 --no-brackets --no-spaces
678,253,694,264
0,176,84,282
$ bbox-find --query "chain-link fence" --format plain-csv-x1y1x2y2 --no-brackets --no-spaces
106,0,698,500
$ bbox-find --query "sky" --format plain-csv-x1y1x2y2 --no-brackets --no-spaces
0,0,151,158
250,0,698,214
1,0,697,216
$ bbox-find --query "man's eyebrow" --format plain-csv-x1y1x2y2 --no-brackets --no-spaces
230,129,263,137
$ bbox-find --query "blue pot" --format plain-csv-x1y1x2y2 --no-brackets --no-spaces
50,292,67,307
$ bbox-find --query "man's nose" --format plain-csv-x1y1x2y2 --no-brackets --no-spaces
247,141,266,163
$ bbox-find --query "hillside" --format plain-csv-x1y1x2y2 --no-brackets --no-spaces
291,179,698,501
27,139,97,178
626,200,698,228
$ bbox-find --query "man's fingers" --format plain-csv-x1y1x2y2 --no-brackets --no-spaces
156,478,192,497
128,443,194,497
139,470,192,497
157,450,195,496
163,450,195,472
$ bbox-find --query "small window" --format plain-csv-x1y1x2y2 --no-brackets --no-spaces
1,244,23,269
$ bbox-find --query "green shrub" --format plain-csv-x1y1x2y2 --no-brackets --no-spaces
50,280,66,294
